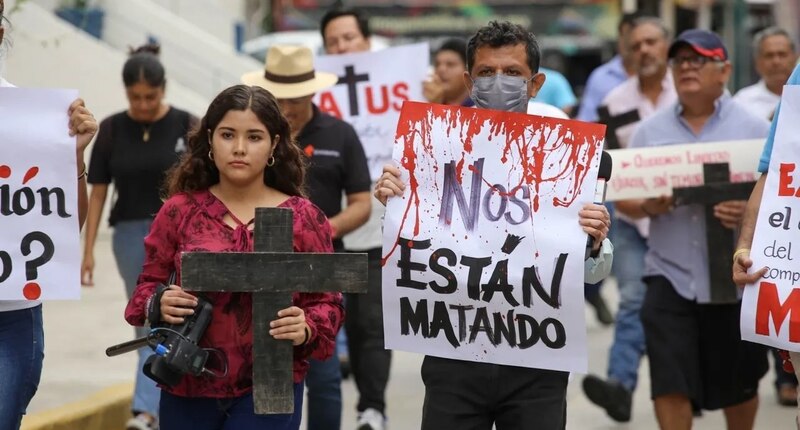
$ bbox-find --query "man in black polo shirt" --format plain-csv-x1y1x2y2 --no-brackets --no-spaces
319,9,394,429
243,45,372,430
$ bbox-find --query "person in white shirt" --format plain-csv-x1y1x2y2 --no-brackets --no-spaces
733,27,797,121
0,1,98,429
581,16,677,424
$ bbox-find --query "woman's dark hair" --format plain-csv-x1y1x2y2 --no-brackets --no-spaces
466,21,540,75
165,85,306,198
123,44,165,88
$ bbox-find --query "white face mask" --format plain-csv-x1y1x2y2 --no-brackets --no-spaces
470,74,531,113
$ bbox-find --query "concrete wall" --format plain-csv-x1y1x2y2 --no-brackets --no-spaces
4,0,208,120
153,0,247,48
100,0,262,101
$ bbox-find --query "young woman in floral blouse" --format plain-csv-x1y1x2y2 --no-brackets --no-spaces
124,85,343,430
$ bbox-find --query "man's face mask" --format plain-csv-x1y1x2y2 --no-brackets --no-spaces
470,73,531,113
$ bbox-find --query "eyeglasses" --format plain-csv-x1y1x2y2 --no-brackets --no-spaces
668,55,722,69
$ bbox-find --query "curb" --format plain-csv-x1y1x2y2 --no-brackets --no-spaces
21,383,133,430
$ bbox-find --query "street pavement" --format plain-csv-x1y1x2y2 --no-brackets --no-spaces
25,233,797,429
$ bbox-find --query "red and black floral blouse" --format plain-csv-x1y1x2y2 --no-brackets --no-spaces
124,190,343,398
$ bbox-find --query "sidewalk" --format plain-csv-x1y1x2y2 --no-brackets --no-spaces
26,233,798,429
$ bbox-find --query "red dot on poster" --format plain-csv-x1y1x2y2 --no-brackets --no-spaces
0,165,10,178
23,282,41,300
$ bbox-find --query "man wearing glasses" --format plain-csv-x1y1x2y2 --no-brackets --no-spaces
615,29,769,429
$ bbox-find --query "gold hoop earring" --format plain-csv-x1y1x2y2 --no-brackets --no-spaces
208,150,214,161
267,156,275,167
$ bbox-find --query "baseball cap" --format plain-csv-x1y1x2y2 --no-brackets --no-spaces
668,29,728,61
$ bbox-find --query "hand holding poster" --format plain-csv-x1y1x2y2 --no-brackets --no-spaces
0,88,81,300
381,102,605,373
741,86,800,351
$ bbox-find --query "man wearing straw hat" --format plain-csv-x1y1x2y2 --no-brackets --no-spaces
243,45,372,430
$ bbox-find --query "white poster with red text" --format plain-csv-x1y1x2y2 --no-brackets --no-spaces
381,102,605,372
313,43,428,180
314,43,429,250
0,88,80,300
606,140,762,201
742,86,800,351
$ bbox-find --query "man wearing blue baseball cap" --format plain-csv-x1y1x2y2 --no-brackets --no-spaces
617,29,770,429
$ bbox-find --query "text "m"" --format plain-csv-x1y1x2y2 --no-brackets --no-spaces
755,281,800,342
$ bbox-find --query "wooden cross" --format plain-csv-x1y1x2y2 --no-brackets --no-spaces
180,208,368,414
672,163,755,304
596,105,640,150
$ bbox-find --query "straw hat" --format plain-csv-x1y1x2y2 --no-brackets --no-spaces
241,45,338,99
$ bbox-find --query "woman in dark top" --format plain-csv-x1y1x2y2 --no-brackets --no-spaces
125,84,342,430
81,44,196,430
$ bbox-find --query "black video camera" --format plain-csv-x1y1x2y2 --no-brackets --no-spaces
143,293,214,386
106,284,217,386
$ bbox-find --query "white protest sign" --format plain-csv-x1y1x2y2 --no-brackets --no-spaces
0,88,80,300
313,43,429,181
606,140,762,201
382,102,605,373
742,86,800,351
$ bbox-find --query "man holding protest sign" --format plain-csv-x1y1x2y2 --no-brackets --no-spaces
618,29,769,429
243,44,372,430
735,62,800,428
0,1,99,427
581,16,676,423
375,21,613,429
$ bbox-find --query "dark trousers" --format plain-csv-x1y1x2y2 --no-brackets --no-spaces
420,356,569,430
159,384,303,430
305,355,341,430
345,248,391,414
0,305,44,430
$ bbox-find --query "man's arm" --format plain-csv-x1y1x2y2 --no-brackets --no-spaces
328,191,371,239
732,174,768,287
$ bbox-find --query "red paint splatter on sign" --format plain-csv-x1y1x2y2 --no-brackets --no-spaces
381,102,604,264
23,167,39,185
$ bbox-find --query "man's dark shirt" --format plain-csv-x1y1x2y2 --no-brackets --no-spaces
296,104,371,251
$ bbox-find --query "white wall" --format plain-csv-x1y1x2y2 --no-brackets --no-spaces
100,0,262,101
3,0,207,125
153,0,247,48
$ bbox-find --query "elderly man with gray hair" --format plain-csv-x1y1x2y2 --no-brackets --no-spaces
734,27,798,121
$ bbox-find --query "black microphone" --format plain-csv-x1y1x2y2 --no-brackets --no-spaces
586,151,613,259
